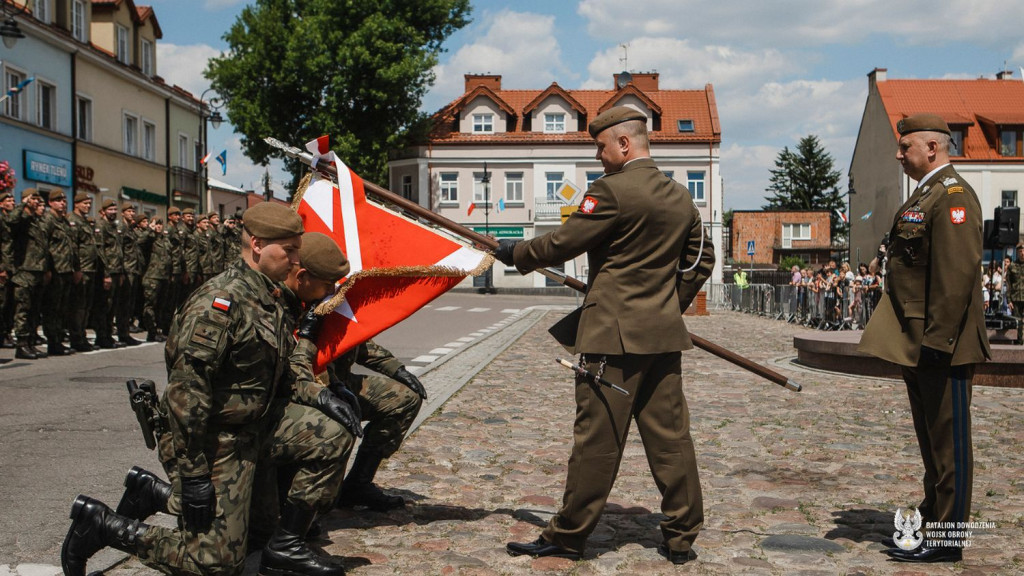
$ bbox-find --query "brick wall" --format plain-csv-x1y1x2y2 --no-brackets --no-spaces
731,211,832,264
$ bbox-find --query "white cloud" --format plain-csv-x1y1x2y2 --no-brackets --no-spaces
203,0,247,10
423,10,570,112
156,42,219,96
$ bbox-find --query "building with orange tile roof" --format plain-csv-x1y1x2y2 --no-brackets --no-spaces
389,72,724,289
849,68,1024,263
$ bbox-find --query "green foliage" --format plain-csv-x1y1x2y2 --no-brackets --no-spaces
205,0,472,193
762,134,847,239
778,255,807,272
722,208,733,228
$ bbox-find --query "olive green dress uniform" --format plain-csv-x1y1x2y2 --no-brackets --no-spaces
95,210,124,345
41,202,80,352
68,207,99,349
141,229,172,338
138,260,349,576
1004,256,1024,344
7,196,48,348
860,163,990,528
510,156,715,556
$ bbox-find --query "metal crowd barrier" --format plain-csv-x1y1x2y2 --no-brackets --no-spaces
706,282,882,331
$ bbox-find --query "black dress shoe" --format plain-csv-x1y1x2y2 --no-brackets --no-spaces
658,544,697,565
506,537,580,560
71,341,96,353
887,545,962,563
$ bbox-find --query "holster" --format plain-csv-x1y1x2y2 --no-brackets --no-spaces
126,379,162,450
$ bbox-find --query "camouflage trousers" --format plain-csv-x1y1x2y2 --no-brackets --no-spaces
346,373,423,456
68,272,94,346
42,272,72,342
11,270,42,342
117,273,139,336
141,277,166,334
1013,300,1024,344
137,402,351,576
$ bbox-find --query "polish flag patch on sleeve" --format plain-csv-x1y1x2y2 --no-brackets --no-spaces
950,207,966,225
212,297,232,312
580,196,599,214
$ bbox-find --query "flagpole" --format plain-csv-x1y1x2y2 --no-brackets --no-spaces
265,136,801,392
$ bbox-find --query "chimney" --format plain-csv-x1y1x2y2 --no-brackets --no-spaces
996,69,1014,80
868,68,887,91
614,72,659,91
464,74,501,92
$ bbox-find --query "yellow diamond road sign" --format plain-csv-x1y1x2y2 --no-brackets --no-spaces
556,181,580,205
560,205,578,224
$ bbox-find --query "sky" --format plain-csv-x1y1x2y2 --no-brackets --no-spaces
150,0,1024,209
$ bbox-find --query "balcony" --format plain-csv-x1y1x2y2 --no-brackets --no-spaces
170,166,200,197
534,198,564,221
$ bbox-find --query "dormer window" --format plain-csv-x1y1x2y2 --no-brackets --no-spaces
677,119,694,132
950,129,964,156
1000,129,1021,156
472,113,493,133
116,24,130,64
544,113,566,133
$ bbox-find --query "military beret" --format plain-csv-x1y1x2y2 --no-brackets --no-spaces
0,192,11,202
74,192,91,204
207,212,220,220
588,106,647,138
197,214,209,223
300,232,350,282
897,113,951,136
121,202,135,212
48,190,68,202
182,207,195,215
167,206,181,216
22,188,39,200
242,202,304,240
100,198,117,210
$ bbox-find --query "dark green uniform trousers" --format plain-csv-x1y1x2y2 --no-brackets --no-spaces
902,360,974,526
542,352,703,555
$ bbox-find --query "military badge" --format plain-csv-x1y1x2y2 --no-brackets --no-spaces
947,186,964,194
580,196,599,214
901,210,925,223
942,177,958,187
950,207,966,224
893,508,924,551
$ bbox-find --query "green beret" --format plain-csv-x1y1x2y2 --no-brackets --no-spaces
74,192,91,204
588,106,647,138
242,202,304,240
0,192,11,202
182,207,195,215
897,113,951,136
46,188,68,203
167,206,181,216
100,198,117,210
121,202,135,212
299,232,350,282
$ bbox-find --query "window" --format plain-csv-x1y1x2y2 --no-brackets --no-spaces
472,113,493,133
178,134,190,168
123,113,138,155
950,130,964,156
4,68,27,120
677,119,694,132
586,172,602,189
76,96,92,140
37,81,56,130
544,113,565,133
505,172,523,203
439,172,458,204
472,173,491,204
141,39,154,76
1000,129,1021,156
663,170,674,180
401,175,413,199
687,171,706,202
545,172,563,200
116,25,130,65
1002,190,1018,208
782,223,812,249
71,0,87,42
33,0,50,23
142,121,156,161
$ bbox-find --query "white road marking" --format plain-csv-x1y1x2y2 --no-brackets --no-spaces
436,306,461,311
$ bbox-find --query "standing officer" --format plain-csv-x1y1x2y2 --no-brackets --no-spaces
67,194,99,351
164,206,187,331
495,106,715,565
859,114,990,563
94,199,124,349
8,189,49,359
207,212,226,275
117,203,142,346
41,189,79,356
140,218,171,342
61,202,354,576
182,207,201,294
0,191,15,348
1004,244,1024,345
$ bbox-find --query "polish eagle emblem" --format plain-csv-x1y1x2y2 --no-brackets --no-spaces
893,507,924,551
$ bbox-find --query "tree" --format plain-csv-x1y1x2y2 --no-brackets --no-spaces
206,0,471,193
762,135,847,239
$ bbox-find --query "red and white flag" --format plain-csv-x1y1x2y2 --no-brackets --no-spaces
295,137,491,370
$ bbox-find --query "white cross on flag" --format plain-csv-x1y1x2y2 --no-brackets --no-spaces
295,137,492,370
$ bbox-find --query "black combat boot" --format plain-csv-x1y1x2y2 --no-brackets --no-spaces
119,333,142,346
15,343,39,360
145,330,166,343
259,502,345,576
115,467,171,520
336,447,404,511
62,495,149,576
48,339,73,356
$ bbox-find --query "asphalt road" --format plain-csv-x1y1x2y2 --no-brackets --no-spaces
0,290,578,570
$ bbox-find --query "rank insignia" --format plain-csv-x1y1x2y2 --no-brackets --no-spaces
580,196,599,214
942,177,958,187
212,297,232,312
950,207,966,225
947,186,963,194
901,210,925,223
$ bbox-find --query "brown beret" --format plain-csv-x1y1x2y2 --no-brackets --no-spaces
100,198,117,210
182,207,195,215
0,192,11,202
197,214,209,222
897,113,951,136
46,189,67,203
207,212,220,219
167,206,181,216
121,202,135,212
23,188,39,200
74,192,91,204
588,106,647,138
242,202,304,240
300,232,350,282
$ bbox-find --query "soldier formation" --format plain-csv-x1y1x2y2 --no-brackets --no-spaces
0,189,243,360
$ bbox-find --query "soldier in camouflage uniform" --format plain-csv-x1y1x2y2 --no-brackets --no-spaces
220,215,242,269
141,218,171,342
41,189,80,356
62,203,358,576
164,207,188,333
1005,244,1024,345
182,207,201,296
117,203,142,346
94,199,125,349
67,194,99,352
207,213,226,275
0,192,15,348
7,189,48,359
195,214,217,281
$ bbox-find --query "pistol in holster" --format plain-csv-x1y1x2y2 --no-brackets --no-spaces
126,378,163,450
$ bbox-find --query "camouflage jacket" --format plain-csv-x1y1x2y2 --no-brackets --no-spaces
160,260,319,478
206,228,225,274
195,229,215,276
168,221,188,275
97,216,124,275
326,339,403,385
68,211,99,274
0,209,12,274
1005,261,1024,301
220,224,241,268
41,211,78,274
120,219,141,276
7,203,48,273
143,231,172,280
184,225,200,276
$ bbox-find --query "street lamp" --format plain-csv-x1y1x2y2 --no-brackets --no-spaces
0,2,28,50
198,88,223,213
480,161,495,294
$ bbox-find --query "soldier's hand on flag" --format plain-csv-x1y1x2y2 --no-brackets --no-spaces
317,388,363,438
296,306,323,341
494,239,518,266
393,367,427,400
180,475,215,533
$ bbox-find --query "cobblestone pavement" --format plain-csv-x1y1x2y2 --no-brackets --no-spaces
99,311,1023,575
